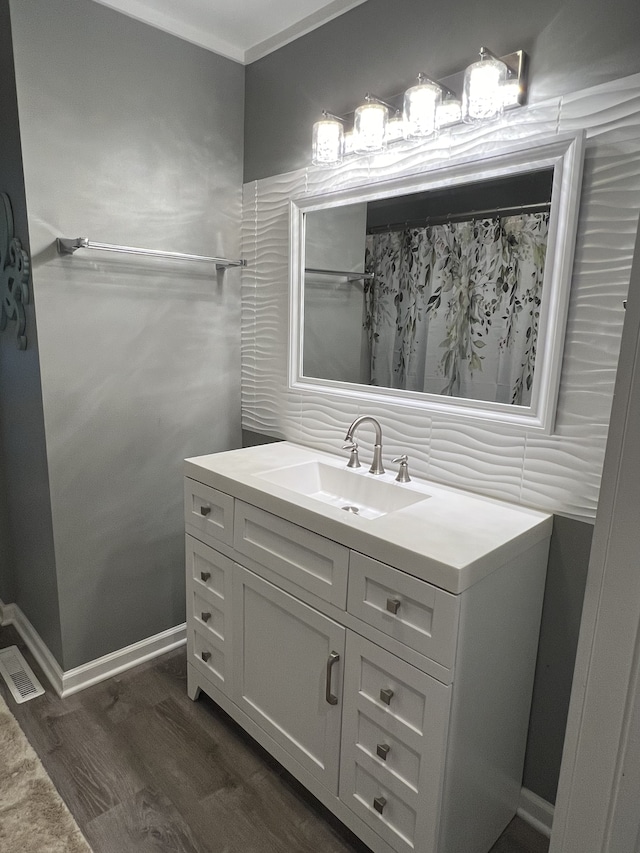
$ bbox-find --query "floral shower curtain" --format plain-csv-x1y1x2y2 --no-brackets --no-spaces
363,213,549,405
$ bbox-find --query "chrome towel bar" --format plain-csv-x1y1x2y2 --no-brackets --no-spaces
57,237,245,270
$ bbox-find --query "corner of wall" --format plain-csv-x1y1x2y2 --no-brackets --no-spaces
0,0,63,666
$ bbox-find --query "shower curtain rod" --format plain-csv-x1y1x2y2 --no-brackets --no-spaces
56,237,246,269
366,201,551,234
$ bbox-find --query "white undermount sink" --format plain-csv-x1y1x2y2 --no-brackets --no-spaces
256,460,430,519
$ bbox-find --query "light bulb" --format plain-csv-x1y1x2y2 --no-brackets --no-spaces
501,78,521,109
344,130,355,155
435,96,462,130
385,112,404,143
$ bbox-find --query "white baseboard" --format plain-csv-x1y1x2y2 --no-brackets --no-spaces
517,787,554,838
61,622,186,698
0,598,65,695
0,598,185,698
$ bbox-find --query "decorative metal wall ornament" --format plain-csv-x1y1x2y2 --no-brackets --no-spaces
0,192,30,350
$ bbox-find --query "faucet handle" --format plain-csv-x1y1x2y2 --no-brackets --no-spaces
392,454,411,483
343,441,361,469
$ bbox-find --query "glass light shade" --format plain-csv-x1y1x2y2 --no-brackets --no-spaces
312,117,344,166
403,79,441,139
354,102,388,153
462,54,507,124
385,112,404,143
435,96,462,129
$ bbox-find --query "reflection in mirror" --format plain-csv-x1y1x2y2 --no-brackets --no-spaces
303,171,553,406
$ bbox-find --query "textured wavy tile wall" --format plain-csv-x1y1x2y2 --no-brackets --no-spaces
241,75,640,521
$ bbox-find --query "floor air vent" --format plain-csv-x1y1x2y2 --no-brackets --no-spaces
0,646,45,703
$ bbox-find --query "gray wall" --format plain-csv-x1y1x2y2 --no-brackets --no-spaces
244,0,640,181
7,0,244,669
0,452,12,604
241,0,637,805
525,516,592,802
0,0,62,657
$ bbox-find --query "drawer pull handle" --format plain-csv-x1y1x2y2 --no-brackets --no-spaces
200,506,211,516
373,796,387,815
201,612,211,623
376,743,390,761
380,688,394,705
386,598,401,615
200,571,211,582
201,651,211,662
325,651,340,705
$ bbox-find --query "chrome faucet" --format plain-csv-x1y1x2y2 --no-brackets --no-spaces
344,416,385,475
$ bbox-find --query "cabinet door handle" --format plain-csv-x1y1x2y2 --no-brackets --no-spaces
386,598,401,615
325,651,340,705
373,796,387,814
380,688,394,705
201,651,211,662
376,743,390,761
200,571,211,582
201,612,211,623
200,505,211,516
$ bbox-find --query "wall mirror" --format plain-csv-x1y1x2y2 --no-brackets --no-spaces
289,132,585,433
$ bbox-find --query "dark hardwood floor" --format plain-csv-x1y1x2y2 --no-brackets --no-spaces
0,625,549,853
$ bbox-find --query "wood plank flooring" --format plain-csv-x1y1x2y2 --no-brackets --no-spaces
0,625,549,853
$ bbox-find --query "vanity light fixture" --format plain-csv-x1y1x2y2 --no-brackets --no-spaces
312,111,345,166
403,74,442,139
354,95,389,153
310,48,527,165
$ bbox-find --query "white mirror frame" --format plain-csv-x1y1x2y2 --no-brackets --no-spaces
289,131,585,434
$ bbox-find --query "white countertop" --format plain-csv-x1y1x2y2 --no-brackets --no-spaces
185,442,553,594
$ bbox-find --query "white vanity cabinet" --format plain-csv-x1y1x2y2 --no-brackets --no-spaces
184,443,553,853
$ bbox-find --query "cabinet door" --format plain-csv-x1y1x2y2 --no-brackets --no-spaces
232,565,345,794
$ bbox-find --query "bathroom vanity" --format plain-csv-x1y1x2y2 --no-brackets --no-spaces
184,441,552,853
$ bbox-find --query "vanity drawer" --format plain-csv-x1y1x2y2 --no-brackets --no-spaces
348,553,459,670
347,631,447,737
186,534,234,600
184,478,234,547
233,501,349,607
188,625,228,692
188,586,225,644
350,709,421,792
340,633,450,853
348,760,419,853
